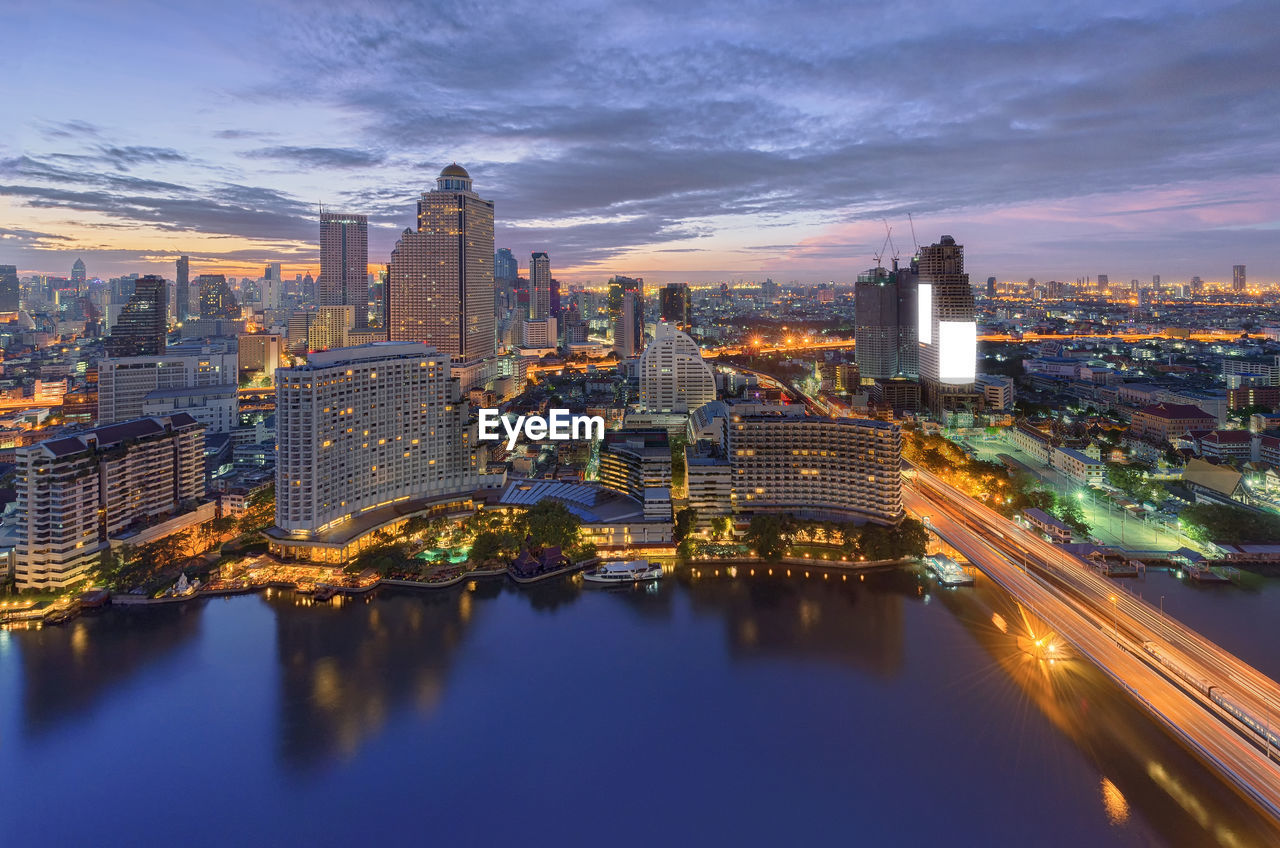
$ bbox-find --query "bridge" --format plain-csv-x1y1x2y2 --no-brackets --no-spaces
905,464,1280,821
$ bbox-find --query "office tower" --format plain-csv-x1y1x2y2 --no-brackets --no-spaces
727,414,902,526
916,236,979,416
14,413,206,589
609,276,644,358
1234,265,1247,293
0,264,18,312
97,342,239,427
550,277,560,317
529,251,551,320
986,276,996,297
1191,275,1204,295
270,343,483,560
521,317,557,348
286,306,354,354
71,257,86,291
561,304,588,345
319,212,369,329
1131,279,1140,293
302,271,315,303
1097,274,1109,293
1153,274,1161,288
386,164,495,362
599,430,673,520
761,278,779,301
659,282,692,328
495,247,518,282
639,321,717,413
855,264,918,381
175,255,190,322
197,274,239,319
106,274,167,357
238,333,283,381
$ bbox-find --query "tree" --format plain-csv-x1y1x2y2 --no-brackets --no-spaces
1180,503,1280,544
712,516,733,540
673,507,697,543
469,529,519,566
516,500,582,552
896,518,930,560
745,513,793,561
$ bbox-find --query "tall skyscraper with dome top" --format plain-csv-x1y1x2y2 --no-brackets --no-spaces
387,163,495,362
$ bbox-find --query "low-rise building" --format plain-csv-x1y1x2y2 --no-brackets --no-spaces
1129,403,1216,443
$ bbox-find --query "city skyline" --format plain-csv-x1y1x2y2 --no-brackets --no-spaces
3,1,1278,283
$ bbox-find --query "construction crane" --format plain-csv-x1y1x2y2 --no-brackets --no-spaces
874,219,898,268
907,212,920,252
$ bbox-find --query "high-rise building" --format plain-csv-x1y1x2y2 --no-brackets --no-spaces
609,276,645,358
0,264,19,312
916,236,979,416
986,276,996,298
599,429,673,520
727,414,902,526
639,321,717,413
97,342,239,427
197,274,239,319
269,342,485,562
1191,275,1204,295
286,306,354,354
106,274,167,357
855,264,917,381
495,248,518,282
1097,274,1109,293
14,413,206,589
175,255,190,322
71,257,86,291
319,212,369,329
1234,265,1247,293
529,251,551,320
659,283,692,328
387,164,495,362
238,333,283,381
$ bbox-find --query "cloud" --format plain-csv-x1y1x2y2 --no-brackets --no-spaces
242,146,386,169
6,0,1280,278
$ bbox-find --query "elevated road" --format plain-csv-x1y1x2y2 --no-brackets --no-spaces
905,469,1280,821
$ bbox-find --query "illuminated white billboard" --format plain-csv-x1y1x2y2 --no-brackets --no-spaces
938,320,977,383
918,283,932,345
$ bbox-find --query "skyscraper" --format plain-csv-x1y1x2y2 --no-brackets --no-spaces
106,274,167,357
986,276,996,298
71,258,86,291
387,164,495,361
609,276,645,358
0,264,19,313
529,251,551,320
659,282,692,328
639,322,716,413
319,212,369,328
176,255,190,322
197,274,239,319
495,248,518,282
855,263,917,381
916,236,979,416
1234,265,1247,293
269,342,485,562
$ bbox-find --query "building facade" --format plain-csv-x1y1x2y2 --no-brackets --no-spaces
319,212,369,328
727,414,902,525
638,321,717,413
529,251,550,320
854,264,917,380
105,274,167,357
916,236,979,415
271,342,485,552
14,414,205,589
387,164,496,362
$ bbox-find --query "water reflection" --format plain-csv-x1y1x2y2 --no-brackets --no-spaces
12,603,202,737
681,566,914,676
266,587,480,768
935,575,1276,847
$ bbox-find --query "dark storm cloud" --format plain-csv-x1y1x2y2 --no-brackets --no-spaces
242,146,387,169
9,0,1280,276
228,0,1278,269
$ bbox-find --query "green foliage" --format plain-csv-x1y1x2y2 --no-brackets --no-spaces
1179,504,1280,544
745,513,794,561
468,529,521,566
515,499,583,552
673,507,697,543
1106,462,1165,505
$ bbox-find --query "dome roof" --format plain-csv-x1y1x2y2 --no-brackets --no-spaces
439,162,470,179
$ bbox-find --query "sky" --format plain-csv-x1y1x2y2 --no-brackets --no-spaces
1,0,1278,284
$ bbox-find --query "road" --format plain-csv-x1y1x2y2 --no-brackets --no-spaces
905,469,1280,821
